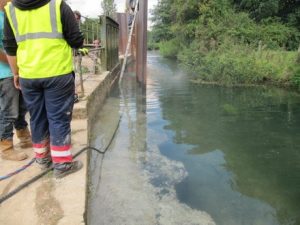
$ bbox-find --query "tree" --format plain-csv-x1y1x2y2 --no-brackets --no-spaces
233,0,300,24
151,0,175,41
233,0,279,21
101,0,117,19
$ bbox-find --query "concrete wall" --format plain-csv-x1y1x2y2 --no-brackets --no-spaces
86,63,120,135
84,62,120,223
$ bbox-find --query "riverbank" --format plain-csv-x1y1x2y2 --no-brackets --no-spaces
183,47,300,88
0,63,120,225
149,0,300,91
190,76,300,90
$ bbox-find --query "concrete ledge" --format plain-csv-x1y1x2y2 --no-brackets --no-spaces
73,72,109,119
73,63,120,120
87,63,120,125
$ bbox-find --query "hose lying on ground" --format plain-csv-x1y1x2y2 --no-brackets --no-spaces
0,115,121,205
0,158,36,181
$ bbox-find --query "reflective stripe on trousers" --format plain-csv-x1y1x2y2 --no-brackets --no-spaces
20,73,75,163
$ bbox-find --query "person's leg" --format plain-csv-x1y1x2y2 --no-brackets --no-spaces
44,73,82,178
14,91,32,148
14,92,28,130
20,78,50,167
0,78,18,140
0,77,27,161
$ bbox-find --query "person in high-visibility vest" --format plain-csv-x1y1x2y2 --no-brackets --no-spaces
0,0,31,162
3,0,84,178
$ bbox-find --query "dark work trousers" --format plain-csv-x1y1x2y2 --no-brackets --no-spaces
0,77,28,140
20,73,75,164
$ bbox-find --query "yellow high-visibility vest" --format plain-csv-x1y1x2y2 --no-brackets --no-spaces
5,0,73,78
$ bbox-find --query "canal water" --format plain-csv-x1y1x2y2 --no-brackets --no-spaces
88,52,300,225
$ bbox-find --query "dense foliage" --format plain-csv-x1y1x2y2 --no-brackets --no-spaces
149,0,300,87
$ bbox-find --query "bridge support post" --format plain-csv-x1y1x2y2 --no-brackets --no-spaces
136,0,148,85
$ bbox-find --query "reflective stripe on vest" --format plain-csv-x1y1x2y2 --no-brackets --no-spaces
8,0,63,43
4,0,73,78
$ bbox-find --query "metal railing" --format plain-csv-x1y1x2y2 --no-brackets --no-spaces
80,16,101,45
79,15,119,71
74,15,120,97
99,16,119,71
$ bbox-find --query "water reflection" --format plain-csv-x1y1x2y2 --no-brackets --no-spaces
88,61,215,224
148,52,300,225
88,52,300,225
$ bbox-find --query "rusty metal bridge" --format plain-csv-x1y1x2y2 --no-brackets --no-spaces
75,0,148,96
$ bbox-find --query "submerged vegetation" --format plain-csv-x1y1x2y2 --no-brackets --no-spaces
149,0,300,88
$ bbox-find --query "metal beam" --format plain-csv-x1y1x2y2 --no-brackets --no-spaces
136,0,148,85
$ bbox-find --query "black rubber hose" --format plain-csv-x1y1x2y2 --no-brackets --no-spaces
0,115,121,205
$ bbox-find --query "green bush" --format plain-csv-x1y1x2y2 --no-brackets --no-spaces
180,40,299,86
151,0,300,89
290,53,300,89
158,38,181,58
147,42,160,50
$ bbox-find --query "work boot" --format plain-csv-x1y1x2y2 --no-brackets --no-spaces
54,161,83,179
0,139,28,161
16,127,32,148
36,156,53,170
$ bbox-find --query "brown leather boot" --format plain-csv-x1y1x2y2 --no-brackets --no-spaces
16,127,32,148
0,139,28,161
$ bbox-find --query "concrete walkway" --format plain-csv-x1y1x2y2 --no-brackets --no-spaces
0,65,119,225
